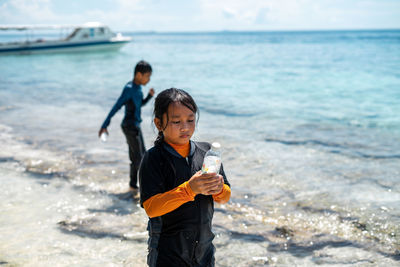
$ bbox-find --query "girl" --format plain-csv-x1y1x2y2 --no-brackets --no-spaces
139,88,231,267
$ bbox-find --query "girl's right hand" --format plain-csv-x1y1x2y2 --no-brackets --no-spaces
188,171,223,195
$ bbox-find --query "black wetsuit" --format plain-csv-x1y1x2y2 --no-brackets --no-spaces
139,141,230,267
101,81,152,188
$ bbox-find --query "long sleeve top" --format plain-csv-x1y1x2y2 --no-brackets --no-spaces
140,141,231,220
101,81,152,129
143,182,231,218
142,141,231,218
139,141,231,265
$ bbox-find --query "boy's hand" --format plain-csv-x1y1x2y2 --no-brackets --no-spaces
188,171,223,195
149,88,155,96
98,128,108,137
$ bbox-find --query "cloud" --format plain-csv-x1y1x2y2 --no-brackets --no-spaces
0,0,58,24
1,0,399,31
222,7,236,19
255,8,270,25
197,0,305,29
115,0,142,11
0,0,145,30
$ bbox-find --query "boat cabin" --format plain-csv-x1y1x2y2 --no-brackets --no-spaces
65,23,116,41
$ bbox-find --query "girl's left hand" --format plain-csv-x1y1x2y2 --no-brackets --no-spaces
207,174,224,195
188,172,223,195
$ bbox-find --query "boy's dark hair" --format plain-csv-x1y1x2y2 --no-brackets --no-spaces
153,88,198,146
134,60,152,75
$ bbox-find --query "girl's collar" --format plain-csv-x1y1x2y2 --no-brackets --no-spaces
163,140,196,158
165,141,189,149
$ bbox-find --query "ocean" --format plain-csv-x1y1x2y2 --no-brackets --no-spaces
0,30,399,266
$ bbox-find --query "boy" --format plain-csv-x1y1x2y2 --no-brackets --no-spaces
99,60,155,191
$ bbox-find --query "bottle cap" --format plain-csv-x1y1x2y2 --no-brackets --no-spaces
211,142,221,150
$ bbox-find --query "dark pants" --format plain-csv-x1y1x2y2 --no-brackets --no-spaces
121,124,145,188
147,233,215,267
147,218,215,267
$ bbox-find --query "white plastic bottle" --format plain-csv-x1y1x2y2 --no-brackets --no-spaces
201,142,222,174
100,132,108,142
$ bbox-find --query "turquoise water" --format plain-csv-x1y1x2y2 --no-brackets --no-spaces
1,30,399,266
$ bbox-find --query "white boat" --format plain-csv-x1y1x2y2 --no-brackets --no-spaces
0,22,131,55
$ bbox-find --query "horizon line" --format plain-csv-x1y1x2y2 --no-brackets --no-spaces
121,28,400,34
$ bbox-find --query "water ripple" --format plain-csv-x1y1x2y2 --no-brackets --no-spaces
265,137,400,159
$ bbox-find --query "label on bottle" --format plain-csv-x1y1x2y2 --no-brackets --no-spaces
202,156,221,174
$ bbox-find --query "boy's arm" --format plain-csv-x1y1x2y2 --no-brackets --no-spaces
100,88,128,129
142,181,196,218
142,88,154,106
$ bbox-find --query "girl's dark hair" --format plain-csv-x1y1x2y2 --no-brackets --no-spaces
153,88,198,146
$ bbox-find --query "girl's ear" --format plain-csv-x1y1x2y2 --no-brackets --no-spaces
154,117,162,131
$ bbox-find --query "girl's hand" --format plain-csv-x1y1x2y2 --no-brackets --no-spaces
188,171,223,195
207,175,224,195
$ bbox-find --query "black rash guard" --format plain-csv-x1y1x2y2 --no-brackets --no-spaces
139,141,230,267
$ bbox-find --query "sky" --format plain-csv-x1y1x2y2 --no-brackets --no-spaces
0,0,399,32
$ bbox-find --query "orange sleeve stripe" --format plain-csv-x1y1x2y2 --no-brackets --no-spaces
143,181,196,218
212,184,231,203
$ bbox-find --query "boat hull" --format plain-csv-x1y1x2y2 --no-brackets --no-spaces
0,40,130,55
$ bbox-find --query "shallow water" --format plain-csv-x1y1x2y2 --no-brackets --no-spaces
0,30,399,266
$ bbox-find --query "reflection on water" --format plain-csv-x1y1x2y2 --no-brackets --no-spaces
0,126,399,266
0,164,148,266
1,30,400,266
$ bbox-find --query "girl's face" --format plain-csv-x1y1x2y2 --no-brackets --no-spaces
155,102,196,145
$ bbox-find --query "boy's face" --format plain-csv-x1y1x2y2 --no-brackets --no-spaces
135,71,151,85
154,102,196,145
